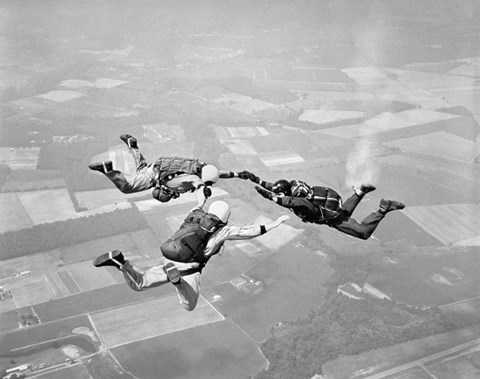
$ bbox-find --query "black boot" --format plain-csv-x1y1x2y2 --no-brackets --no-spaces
163,262,182,285
93,250,125,269
88,161,113,174
379,199,405,214
353,184,376,196
120,134,138,149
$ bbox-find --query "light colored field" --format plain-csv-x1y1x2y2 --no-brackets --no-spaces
250,214,303,250
9,275,53,307
226,139,257,155
299,109,364,124
234,241,262,256
212,93,275,114
36,90,84,102
387,69,477,91
4,260,120,308
431,87,480,115
90,295,224,348
0,147,40,169
342,67,455,109
0,249,60,279
384,68,478,110
0,192,33,233
448,62,480,77
403,203,480,246
290,89,375,102
75,188,138,210
226,126,269,138
0,298,17,314
17,188,77,224
60,77,127,89
259,150,305,166
68,261,119,292
384,131,476,162
319,109,459,138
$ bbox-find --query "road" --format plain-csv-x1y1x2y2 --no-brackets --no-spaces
364,337,480,379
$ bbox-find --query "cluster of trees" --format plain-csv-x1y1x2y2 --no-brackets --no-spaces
19,313,39,327
256,294,456,379
0,207,148,260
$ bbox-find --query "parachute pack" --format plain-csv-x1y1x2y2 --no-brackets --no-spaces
153,157,205,186
160,208,225,266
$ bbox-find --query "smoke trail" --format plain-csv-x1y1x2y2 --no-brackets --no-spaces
345,137,380,188
344,22,387,188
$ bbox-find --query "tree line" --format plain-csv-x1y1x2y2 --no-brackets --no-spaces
0,207,148,260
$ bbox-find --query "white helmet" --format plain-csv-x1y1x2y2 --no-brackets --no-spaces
201,164,219,185
208,200,230,223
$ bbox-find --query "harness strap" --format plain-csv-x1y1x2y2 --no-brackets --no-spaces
179,267,202,276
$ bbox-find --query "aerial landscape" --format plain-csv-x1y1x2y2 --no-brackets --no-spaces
1,0,480,378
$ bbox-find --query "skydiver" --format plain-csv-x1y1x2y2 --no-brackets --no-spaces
88,134,241,206
238,171,405,240
93,200,289,311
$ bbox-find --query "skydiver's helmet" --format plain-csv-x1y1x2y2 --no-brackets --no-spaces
208,200,230,223
272,179,292,196
201,164,220,186
152,187,173,202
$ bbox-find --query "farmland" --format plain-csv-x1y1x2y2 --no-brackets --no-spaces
1,1,480,378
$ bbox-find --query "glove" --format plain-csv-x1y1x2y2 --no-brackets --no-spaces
203,185,212,199
239,170,260,183
237,170,252,180
255,186,273,200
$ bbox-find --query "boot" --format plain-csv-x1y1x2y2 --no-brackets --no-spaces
379,199,405,214
93,250,125,269
163,262,182,285
88,161,113,174
120,134,138,149
353,184,376,196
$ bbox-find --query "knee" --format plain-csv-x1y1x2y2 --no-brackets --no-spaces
118,185,132,194
182,301,197,312
360,231,372,240
127,283,145,292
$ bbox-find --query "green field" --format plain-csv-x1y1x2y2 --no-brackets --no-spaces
208,244,333,341
112,318,267,379
367,247,480,307
0,192,33,233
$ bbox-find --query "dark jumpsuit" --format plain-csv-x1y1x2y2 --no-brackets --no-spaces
262,181,385,240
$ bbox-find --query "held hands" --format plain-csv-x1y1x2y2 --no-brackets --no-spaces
238,170,260,183
237,170,251,180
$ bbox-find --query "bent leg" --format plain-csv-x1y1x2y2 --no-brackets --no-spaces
129,147,149,173
332,211,385,240
121,261,169,291
341,193,363,216
105,167,155,193
174,272,201,311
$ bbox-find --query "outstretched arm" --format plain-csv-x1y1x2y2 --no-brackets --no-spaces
219,170,239,179
238,170,274,190
203,215,290,257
